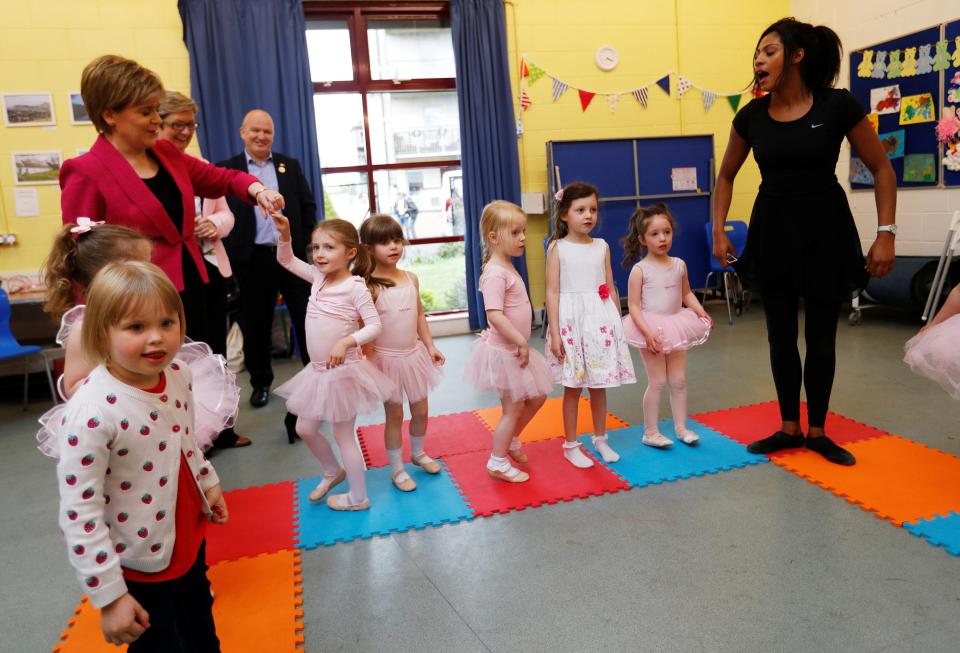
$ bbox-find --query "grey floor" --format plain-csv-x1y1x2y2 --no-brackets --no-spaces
3,301,959,653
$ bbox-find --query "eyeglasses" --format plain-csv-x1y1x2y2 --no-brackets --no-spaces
163,120,199,132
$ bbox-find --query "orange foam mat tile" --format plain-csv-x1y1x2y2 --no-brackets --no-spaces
474,396,629,444
771,435,960,527
53,549,304,652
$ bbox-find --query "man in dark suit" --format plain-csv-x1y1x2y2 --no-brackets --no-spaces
219,110,316,419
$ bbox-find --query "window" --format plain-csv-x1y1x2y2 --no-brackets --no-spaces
304,2,466,314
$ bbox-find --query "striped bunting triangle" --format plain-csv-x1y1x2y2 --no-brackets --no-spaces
702,90,717,112
552,78,569,102
632,87,648,108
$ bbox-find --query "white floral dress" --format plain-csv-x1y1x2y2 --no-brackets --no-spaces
545,238,636,388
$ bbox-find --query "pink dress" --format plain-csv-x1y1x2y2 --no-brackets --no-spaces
372,274,442,404
36,305,240,456
273,240,394,422
622,257,711,354
904,314,960,399
463,264,554,401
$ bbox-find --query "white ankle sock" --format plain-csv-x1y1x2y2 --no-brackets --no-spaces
386,447,405,474
410,435,426,457
592,434,620,463
487,454,511,473
562,441,594,468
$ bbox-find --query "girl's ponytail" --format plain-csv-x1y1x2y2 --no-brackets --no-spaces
42,226,83,319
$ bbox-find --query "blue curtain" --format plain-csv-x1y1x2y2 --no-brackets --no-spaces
451,0,525,330
177,0,323,214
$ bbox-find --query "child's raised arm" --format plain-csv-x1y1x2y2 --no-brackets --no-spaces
273,213,316,283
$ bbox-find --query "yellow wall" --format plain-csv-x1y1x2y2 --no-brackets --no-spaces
0,0,192,276
505,0,789,307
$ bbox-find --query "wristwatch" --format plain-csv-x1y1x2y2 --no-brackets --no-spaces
877,224,898,235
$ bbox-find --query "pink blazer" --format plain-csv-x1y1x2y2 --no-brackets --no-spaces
191,154,235,278
60,135,258,291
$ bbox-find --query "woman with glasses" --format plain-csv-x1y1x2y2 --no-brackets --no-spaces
157,90,251,448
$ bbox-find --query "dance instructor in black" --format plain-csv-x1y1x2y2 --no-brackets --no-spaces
713,18,896,465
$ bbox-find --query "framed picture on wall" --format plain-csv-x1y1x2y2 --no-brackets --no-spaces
68,92,91,124
12,151,62,185
2,93,56,127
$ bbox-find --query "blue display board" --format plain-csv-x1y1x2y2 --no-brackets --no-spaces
944,19,960,188
546,135,713,297
849,25,943,189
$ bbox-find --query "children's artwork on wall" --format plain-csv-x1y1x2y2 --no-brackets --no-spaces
866,113,879,133
11,151,62,185
68,92,90,124
947,71,960,104
899,93,935,125
849,158,875,185
902,153,936,182
878,129,906,159
870,84,901,114
2,93,55,127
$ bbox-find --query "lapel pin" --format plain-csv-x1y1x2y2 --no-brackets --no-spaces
278,163,286,174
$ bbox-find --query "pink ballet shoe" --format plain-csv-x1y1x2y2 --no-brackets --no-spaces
487,466,530,483
411,452,441,474
508,447,529,463
392,469,417,492
326,493,371,511
308,469,346,502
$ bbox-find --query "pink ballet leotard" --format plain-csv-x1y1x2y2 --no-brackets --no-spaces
463,264,554,401
372,274,442,404
273,240,394,422
622,257,711,353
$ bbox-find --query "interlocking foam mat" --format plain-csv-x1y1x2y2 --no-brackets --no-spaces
53,549,304,652
440,438,630,517
474,396,629,444
692,401,889,451
771,435,960,526
904,513,960,557
295,464,473,548
578,420,768,488
356,411,492,468
205,481,296,564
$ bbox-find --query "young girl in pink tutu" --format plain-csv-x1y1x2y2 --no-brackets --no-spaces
37,221,240,456
904,282,960,399
360,214,445,492
272,215,394,511
464,200,553,483
622,204,713,448
545,182,636,468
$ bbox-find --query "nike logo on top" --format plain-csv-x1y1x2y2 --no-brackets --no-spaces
811,123,824,128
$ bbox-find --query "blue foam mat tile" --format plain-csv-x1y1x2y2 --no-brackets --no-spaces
579,419,767,488
295,464,474,548
903,512,960,557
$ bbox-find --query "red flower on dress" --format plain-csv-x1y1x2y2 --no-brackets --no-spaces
598,284,610,300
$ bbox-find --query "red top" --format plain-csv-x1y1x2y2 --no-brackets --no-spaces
123,373,206,582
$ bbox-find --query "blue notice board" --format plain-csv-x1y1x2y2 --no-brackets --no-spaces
546,135,714,297
945,19,960,188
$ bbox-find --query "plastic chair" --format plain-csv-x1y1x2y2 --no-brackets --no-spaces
0,288,45,409
703,221,749,325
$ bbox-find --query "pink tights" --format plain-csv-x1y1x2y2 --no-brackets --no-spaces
639,350,689,435
297,417,367,503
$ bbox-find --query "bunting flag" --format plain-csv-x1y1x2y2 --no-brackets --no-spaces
702,90,717,112
632,87,648,108
520,89,531,111
656,74,671,96
606,93,620,113
528,62,546,84
727,94,742,113
552,78,569,102
520,58,529,79
578,89,596,111
676,75,693,98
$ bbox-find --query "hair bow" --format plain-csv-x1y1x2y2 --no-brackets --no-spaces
70,217,105,236
554,189,564,202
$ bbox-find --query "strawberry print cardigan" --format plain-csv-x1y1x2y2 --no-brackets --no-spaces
56,361,220,608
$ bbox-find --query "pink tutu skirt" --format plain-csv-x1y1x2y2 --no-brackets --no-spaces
373,342,442,404
904,314,960,399
177,342,240,451
463,334,554,402
274,358,395,422
622,309,711,354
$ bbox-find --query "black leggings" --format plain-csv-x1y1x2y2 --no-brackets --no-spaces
761,287,841,429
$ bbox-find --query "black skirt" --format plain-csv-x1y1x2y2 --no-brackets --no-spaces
736,182,868,302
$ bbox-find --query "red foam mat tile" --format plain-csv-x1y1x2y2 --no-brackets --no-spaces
356,411,492,468
205,481,295,564
442,438,630,517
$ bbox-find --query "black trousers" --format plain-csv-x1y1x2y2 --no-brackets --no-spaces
761,286,841,429
126,542,220,653
235,245,310,389
178,259,237,446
